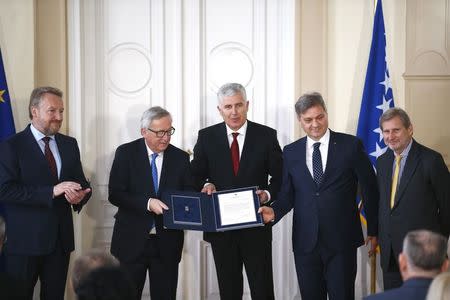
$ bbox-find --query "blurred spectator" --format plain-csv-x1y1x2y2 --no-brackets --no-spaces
71,249,119,293
75,266,136,300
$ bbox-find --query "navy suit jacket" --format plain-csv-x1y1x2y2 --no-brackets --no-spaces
190,120,282,243
376,140,450,270
272,130,379,253
108,139,194,263
0,125,91,255
364,278,433,300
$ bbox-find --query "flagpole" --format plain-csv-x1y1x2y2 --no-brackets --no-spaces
370,253,376,293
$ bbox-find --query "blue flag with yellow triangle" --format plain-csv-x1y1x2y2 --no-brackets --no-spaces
357,0,394,226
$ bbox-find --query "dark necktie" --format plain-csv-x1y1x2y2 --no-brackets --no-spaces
312,142,323,185
151,153,159,194
42,137,58,180
231,133,240,176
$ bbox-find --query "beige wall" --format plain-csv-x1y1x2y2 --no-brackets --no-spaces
0,0,67,133
0,0,35,129
313,0,406,134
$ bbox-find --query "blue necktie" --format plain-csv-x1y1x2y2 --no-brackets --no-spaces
151,153,159,194
312,142,323,185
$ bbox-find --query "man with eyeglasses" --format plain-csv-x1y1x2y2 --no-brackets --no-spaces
108,106,194,300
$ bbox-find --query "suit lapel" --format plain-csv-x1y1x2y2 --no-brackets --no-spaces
394,140,420,206
137,139,156,195
159,145,172,192
320,131,336,188
297,137,315,185
25,126,55,180
216,123,235,179
238,121,255,177
381,150,394,208
55,134,65,179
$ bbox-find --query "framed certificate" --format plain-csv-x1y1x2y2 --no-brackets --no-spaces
161,186,263,232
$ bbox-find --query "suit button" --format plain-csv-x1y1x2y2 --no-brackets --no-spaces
315,192,319,196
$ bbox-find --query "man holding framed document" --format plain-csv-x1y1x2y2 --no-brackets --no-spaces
108,106,194,300
190,83,282,300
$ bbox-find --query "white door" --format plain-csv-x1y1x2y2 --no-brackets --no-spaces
68,0,298,299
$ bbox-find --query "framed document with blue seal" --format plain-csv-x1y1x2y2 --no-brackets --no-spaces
161,186,263,232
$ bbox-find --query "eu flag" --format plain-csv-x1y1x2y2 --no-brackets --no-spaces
0,48,15,141
357,0,394,224
0,47,15,271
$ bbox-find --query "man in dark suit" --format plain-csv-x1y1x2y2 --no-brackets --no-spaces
190,83,282,300
376,107,450,290
260,92,379,300
0,86,92,300
108,106,193,300
364,229,448,300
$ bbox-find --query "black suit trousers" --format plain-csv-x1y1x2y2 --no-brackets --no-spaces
209,229,274,300
5,238,69,300
120,235,179,300
294,241,357,300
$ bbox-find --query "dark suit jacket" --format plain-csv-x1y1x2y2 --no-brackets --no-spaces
0,125,91,255
190,121,282,243
272,131,379,253
108,139,193,263
376,140,450,270
364,278,433,300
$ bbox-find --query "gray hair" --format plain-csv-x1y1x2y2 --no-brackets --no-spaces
379,107,412,130
295,92,327,115
0,215,5,246
71,249,120,292
140,106,172,129
402,230,448,272
29,86,63,119
217,83,247,104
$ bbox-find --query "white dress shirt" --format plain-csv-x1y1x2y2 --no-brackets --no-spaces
30,123,62,178
306,129,330,178
225,121,247,159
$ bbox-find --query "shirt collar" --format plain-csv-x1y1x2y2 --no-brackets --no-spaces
144,140,164,158
396,138,413,158
306,128,330,149
30,123,55,141
226,120,248,136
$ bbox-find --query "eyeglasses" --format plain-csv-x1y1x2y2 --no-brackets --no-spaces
147,127,175,137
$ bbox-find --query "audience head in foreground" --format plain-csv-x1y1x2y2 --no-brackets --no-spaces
71,250,119,293
75,265,136,300
364,229,448,300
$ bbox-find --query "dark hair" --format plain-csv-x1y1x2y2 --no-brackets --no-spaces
75,266,136,300
71,250,119,291
295,92,327,115
379,107,412,130
28,86,63,119
403,230,448,271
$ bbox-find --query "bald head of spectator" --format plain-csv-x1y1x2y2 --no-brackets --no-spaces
399,230,448,281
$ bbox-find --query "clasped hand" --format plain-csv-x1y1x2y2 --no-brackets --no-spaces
53,181,91,204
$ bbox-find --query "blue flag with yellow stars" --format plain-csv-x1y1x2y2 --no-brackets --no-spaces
357,0,395,226
0,46,15,271
0,48,15,141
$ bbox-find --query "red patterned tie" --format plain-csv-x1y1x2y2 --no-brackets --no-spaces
231,133,240,176
42,137,58,179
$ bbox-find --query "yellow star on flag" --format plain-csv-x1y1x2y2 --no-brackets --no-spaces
0,89,5,103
